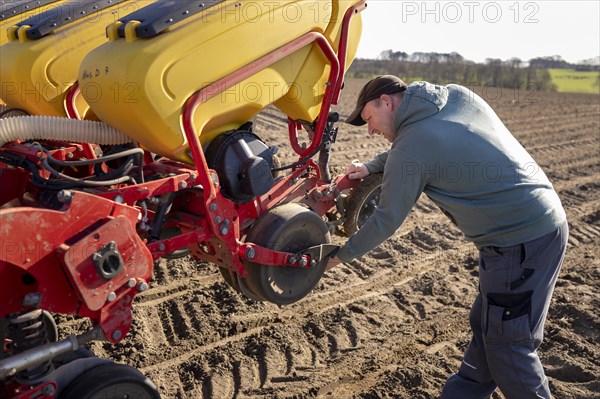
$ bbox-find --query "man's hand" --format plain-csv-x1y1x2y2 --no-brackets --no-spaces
326,255,342,271
345,160,369,180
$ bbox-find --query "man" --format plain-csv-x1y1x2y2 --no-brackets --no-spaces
329,75,568,398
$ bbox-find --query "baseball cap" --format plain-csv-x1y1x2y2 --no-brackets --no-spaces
346,75,408,126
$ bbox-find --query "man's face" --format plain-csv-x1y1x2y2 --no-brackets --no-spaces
360,96,396,143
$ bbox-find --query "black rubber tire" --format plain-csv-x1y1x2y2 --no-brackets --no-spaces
242,203,331,305
59,362,161,399
219,267,241,292
343,173,383,236
42,311,58,343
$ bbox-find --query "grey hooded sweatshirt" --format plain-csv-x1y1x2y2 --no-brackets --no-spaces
337,82,566,262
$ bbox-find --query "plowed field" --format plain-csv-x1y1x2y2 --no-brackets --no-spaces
73,79,599,398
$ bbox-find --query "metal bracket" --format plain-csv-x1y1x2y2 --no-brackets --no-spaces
294,244,340,268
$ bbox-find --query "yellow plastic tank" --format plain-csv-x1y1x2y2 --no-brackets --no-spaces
0,0,65,106
0,0,156,117
79,0,363,163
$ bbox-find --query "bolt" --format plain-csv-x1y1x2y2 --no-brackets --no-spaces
220,219,230,235
22,292,41,307
215,216,223,224
128,278,137,288
209,203,218,212
112,330,122,340
299,257,308,267
158,243,166,251
210,173,219,187
310,260,317,268
42,384,56,396
137,282,149,292
57,190,73,204
114,195,124,204
107,292,117,302
288,256,297,265
178,181,188,189
245,247,256,260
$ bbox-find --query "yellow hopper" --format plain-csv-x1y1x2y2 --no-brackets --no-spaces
0,0,65,107
79,0,364,162
0,0,157,118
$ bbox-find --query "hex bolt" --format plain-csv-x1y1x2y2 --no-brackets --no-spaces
215,216,223,224
179,181,188,189
245,247,256,260
209,203,218,212
158,243,166,252
137,282,149,292
107,292,117,302
112,330,122,340
299,257,308,267
310,260,317,268
22,292,41,307
288,256,297,265
57,190,73,204
127,278,137,288
114,195,124,204
220,219,230,235
42,384,56,397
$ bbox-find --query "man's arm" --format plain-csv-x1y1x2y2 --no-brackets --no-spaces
346,150,390,180
337,149,427,263
364,150,389,174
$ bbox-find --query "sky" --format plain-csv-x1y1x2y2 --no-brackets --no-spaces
355,1,600,64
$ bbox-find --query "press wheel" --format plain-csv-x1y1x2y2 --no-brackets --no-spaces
59,362,160,399
218,267,264,302
242,203,331,305
343,173,383,236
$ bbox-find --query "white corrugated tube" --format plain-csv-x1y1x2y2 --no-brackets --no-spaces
0,116,132,147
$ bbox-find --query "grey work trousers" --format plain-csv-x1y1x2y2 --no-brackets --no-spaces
440,221,568,399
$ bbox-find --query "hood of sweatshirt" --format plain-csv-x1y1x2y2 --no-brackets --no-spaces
393,82,449,136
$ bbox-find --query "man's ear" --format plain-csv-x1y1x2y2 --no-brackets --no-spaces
380,94,393,110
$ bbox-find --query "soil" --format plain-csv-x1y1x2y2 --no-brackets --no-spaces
69,79,599,398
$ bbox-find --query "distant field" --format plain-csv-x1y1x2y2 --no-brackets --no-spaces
549,68,600,94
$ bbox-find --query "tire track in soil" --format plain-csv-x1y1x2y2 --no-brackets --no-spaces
103,202,471,397
140,246,478,398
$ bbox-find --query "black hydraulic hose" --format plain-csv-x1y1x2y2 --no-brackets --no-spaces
40,157,134,187
318,145,332,183
149,193,177,240
271,139,326,173
44,147,144,167
42,146,145,184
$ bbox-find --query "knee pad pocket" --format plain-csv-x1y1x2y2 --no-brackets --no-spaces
485,291,533,344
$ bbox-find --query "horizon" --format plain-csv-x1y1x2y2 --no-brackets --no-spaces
355,1,600,65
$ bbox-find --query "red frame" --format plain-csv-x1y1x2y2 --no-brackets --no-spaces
0,2,366,397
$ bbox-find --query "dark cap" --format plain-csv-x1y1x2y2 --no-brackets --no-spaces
346,75,407,126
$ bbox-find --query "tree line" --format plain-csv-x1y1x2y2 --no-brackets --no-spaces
348,51,598,91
